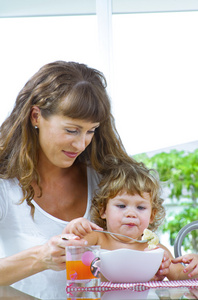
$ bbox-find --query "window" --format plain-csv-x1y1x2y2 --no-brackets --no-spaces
1,0,198,155
112,11,198,154
0,15,99,125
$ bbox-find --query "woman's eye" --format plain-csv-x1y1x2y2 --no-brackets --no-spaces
65,129,78,134
87,129,96,134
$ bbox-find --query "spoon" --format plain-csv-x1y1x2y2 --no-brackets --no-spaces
93,230,153,243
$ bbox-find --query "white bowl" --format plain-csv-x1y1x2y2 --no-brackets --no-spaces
99,248,164,282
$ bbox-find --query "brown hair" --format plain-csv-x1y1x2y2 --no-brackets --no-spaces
91,156,165,231
0,61,138,214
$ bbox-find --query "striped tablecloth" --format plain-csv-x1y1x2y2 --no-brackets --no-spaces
66,279,198,293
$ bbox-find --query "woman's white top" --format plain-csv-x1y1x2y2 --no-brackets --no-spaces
0,167,100,299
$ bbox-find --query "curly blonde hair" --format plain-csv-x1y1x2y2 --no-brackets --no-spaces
91,156,165,231
0,61,139,216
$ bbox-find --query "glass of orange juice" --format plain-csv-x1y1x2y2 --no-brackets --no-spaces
66,245,101,294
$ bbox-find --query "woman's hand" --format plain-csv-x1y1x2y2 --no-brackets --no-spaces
172,254,198,278
0,233,87,286
39,233,87,271
62,217,103,238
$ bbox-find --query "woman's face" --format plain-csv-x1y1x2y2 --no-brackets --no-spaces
31,107,99,168
101,191,154,241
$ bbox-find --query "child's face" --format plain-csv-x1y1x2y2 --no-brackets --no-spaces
101,191,154,240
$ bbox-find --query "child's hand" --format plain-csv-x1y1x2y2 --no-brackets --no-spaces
152,250,171,281
62,217,103,238
172,254,198,278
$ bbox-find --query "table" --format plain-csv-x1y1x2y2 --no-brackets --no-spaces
101,287,198,299
1,285,198,300
66,279,198,300
0,286,40,299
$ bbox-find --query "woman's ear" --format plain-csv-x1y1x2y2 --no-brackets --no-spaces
30,106,41,127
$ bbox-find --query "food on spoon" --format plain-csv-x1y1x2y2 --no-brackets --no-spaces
142,229,159,249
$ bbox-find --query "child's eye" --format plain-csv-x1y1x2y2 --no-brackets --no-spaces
117,204,126,208
137,206,146,210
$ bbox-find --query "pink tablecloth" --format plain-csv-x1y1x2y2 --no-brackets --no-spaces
66,279,198,293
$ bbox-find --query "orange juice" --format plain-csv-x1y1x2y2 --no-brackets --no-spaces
66,260,96,280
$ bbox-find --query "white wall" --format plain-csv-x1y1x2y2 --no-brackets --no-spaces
1,1,198,155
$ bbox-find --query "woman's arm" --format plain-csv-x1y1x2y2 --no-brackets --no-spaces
0,234,86,286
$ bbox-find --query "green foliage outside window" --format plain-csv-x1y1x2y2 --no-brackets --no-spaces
133,149,198,253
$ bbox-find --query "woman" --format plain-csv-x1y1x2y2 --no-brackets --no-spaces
0,61,138,299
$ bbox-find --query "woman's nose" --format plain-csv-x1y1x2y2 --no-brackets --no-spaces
72,135,89,151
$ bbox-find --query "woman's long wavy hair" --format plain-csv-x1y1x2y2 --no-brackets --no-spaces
0,61,138,215
91,156,165,232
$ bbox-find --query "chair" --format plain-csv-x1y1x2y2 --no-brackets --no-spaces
174,220,198,258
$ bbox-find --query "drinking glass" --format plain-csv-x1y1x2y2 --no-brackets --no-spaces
66,245,101,298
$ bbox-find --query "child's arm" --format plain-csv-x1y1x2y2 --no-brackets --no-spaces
172,254,198,278
63,217,103,238
157,244,198,280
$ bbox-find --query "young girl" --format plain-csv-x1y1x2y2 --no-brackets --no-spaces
64,156,198,280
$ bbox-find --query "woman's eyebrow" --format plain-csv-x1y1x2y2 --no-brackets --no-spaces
64,123,100,129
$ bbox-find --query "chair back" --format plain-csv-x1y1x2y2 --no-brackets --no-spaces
174,220,198,258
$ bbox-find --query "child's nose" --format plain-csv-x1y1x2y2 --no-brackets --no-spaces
126,209,137,218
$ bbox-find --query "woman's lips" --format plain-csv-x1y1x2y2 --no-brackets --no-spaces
63,151,78,158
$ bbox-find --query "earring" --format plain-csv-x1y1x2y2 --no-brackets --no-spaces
35,125,38,129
